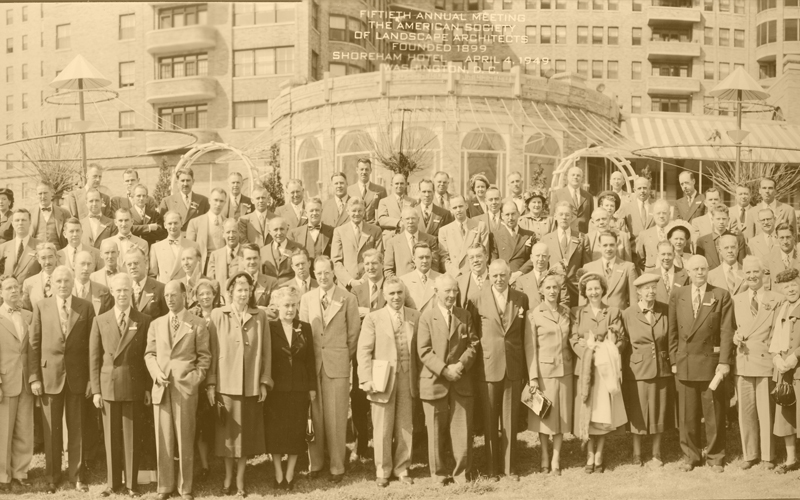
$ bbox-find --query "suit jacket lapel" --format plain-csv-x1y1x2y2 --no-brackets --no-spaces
566,231,579,261
607,262,624,294
0,316,19,342
67,304,79,336
139,281,154,310
503,297,517,334
172,317,190,348
323,288,343,326
691,290,715,334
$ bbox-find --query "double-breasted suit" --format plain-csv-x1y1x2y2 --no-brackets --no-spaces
259,240,305,285
474,286,528,477
0,237,41,285
549,187,594,234
331,222,384,286
417,305,478,483
144,310,210,496
80,215,118,249
357,306,420,480
29,296,96,484
158,192,210,233
238,210,274,247
89,308,152,491
668,283,734,467
384,231,440,278
0,307,34,485
414,203,454,238
288,223,333,260
650,266,690,306
540,228,592,307
347,182,387,224
299,286,360,476
438,218,490,277
149,237,200,284
675,194,705,222
581,258,639,310
493,226,534,276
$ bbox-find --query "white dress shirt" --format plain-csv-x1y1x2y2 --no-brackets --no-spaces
438,303,453,329
14,235,31,261
0,303,25,340
491,286,508,313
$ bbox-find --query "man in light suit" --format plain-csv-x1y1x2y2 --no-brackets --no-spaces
150,212,200,284
417,274,479,485
748,208,780,266
399,242,440,313
240,243,279,309
377,173,417,240
384,207,439,278
587,208,631,263
185,188,228,274
30,182,69,249
668,255,734,472
728,185,756,239
58,218,104,273
90,273,152,497
0,277,34,490
432,171,453,210
260,217,304,285
176,247,212,307
456,243,490,311
674,171,705,223
494,201,534,284
299,256,360,483
439,195,489,278
540,202,592,307
690,188,722,241
696,207,748,270
111,208,149,268
80,190,118,249
582,231,638,310
549,166,593,233
90,239,121,288
347,158,387,224
634,199,672,274
273,179,307,228
331,198,384,289
288,198,332,260
126,247,168,321
474,260,528,480
144,280,210,500
66,165,113,220
357,277,420,487
321,172,352,228
767,223,800,278
207,219,243,289
505,171,527,215
616,176,655,238
707,234,748,296
72,251,114,315
470,188,503,250
29,266,96,493
649,241,690,307
515,242,569,309
733,256,781,470
21,242,58,311
238,186,275,247
749,177,797,236
221,172,253,220
415,179,453,238
0,210,41,284
157,167,210,234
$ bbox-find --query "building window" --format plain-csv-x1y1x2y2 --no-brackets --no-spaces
719,28,730,46
5,9,11,25
734,29,745,46
632,27,642,45
158,4,207,29
608,27,618,45
233,101,269,130
55,117,70,142
592,60,603,78
652,62,690,77
5,66,11,83
607,61,618,79
329,15,368,47
609,0,619,9
719,62,730,80
158,104,208,130
592,0,603,9
705,27,714,45
785,20,799,42
56,24,70,50
651,96,691,113
592,26,603,44
119,61,135,88
577,60,588,77
704,61,715,79
329,63,347,78
21,93,28,109
555,59,566,73
633,0,642,10
158,53,208,79
5,95,12,112
578,0,589,8
787,0,799,6
555,26,566,44
540,26,552,43
435,0,446,8
119,14,135,40
556,0,567,8
234,2,295,26
21,5,27,21
757,20,777,46
631,61,642,80
119,111,134,138
6,38,12,53
719,0,730,11
526,0,536,7
757,0,776,11
234,47,294,77
503,0,514,8
21,122,28,138
21,34,27,50
526,26,536,42
705,0,714,10
312,1,319,30
311,50,319,80
467,0,480,9
21,64,27,80
577,26,588,44
759,61,776,78
631,96,642,114
734,0,745,12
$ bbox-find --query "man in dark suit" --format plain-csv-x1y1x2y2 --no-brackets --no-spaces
240,243,279,309
0,210,41,284
30,182,69,249
124,247,167,320
29,265,96,493
127,184,165,247
0,188,14,244
415,179,454,238
675,171,705,222
289,198,332,260
110,169,156,215
456,242,490,311
260,217,304,285
347,158,387,224
221,171,253,220
66,164,113,220
90,273,152,497
433,171,453,210
158,167,210,233
495,201,534,284
282,249,318,295
668,254,734,472
470,188,503,249
80,190,119,249
321,173,352,228
695,207,747,270
540,201,592,307
549,166,593,233
384,207,439,278
473,259,528,480
417,274,479,485
649,241,690,306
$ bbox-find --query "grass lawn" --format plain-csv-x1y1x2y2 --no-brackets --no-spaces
6,419,798,500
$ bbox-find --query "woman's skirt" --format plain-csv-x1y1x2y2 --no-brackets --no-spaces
623,377,675,435
196,387,216,443
215,394,265,458
528,375,573,435
264,390,310,455
774,379,799,437
575,371,628,437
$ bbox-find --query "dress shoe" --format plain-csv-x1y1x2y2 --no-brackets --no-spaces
740,459,758,470
100,488,115,497
183,494,195,500
505,473,520,482
550,468,561,477
11,479,32,488
222,484,234,495
632,455,643,466
540,465,551,474
763,461,776,470
75,482,89,492
584,464,594,474
436,476,453,486
235,490,246,498
376,478,389,488
649,457,664,468
286,478,296,491
156,493,171,500
776,462,800,474
124,488,140,498
595,464,605,474
398,476,414,485
709,465,724,474
678,462,695,472
329,473,344,484
307,470,321,480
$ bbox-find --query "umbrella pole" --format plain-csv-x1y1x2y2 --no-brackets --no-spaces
735,89,742,184
78,78,87,176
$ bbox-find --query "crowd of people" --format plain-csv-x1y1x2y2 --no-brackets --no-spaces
0,158,799,497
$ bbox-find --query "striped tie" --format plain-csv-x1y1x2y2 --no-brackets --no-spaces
750,293,759,317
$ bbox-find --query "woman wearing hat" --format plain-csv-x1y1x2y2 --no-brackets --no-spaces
525,267,573,475
666,222,694,268
770,268,800,474
519,192,554,240
621,272,674,468
467,174,490,218
569,271,627,473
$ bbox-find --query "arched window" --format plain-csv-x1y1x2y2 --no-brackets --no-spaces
336,130,373,185
461,128,505,193
524,133,560,190
298,136,322,198
393,126,440,194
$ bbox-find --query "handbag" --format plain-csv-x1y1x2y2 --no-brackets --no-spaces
521,383,552,419
305,405,315,443
771,372,796,407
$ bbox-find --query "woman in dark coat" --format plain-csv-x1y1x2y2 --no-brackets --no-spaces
466,174,490,218
265,285,316,490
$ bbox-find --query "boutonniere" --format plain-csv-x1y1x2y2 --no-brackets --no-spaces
763,302,773,311
293,326,302,334
190,201,199,211
790,316,798,325
144,214,151,222
27,251,36,257
517,309,525,319
703,297,716,307
525,238,533,246
183,321,192,330
101,200,107,208
242,203,251,212
570,237,578,244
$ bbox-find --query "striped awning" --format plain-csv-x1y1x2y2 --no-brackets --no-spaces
623,115,800,164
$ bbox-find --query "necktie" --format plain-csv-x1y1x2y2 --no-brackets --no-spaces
44,276,52,297
229,248,236,263
133,282,142,304
300,280,307,295
726,267,737,292
353,224,361,244
439,195,445,207
168,239,179,245
89,213,100,219
361,185,367,199
663,270,671,292
739,209,745,225
475,275,484,289
321,293,329,310
692,289,701,318
371,283,379,310
572,189,579,207
751,292,759,317
118,312,127,335
605,261,612,279
460,222,467,239
170,315,180,343
410,234,416,250
214,216,220,226
421,273,427,285
119,234,131,240
60,301,69,336
560,231,569,255
640,202,647,224
41,206,52,212
394,312,409,372
15,240,23,266
784,253,791,268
